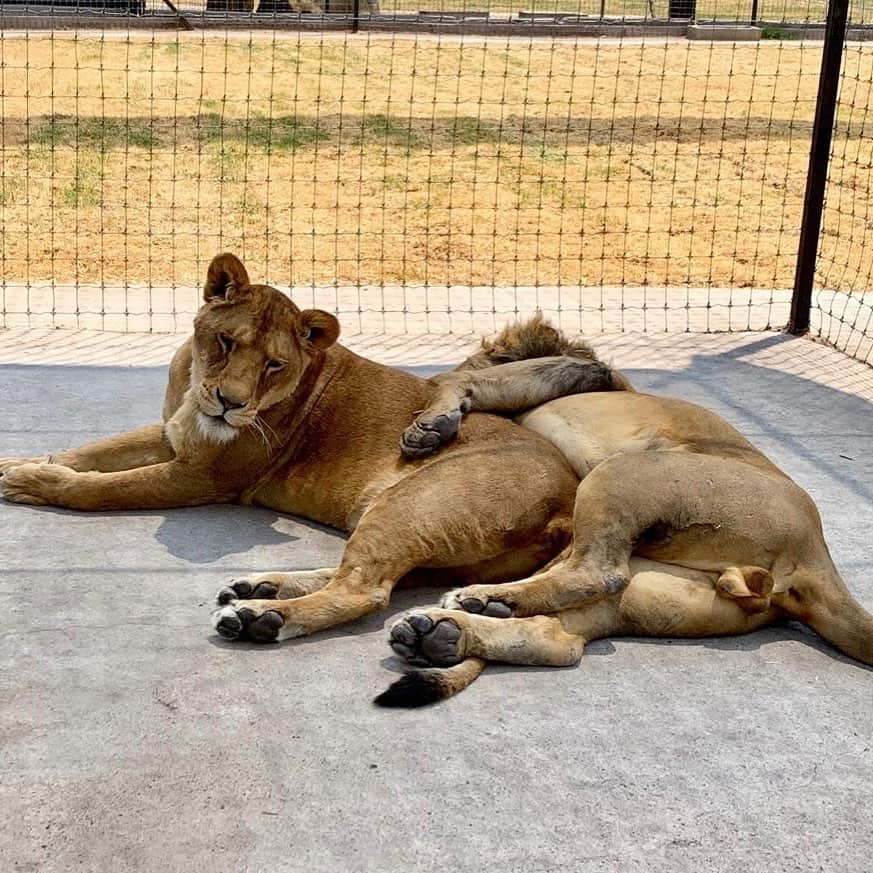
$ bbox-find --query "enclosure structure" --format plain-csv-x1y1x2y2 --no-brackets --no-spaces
0,0,871,366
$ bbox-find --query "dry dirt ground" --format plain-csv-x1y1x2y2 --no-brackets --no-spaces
2,33,871,296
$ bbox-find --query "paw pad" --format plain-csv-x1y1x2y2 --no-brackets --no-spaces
389,614,463,667
212,604,284,643
216,579,278,606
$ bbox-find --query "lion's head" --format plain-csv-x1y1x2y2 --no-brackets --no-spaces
190,253,340,443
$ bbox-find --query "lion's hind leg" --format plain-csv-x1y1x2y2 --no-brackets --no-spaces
401,356,623,459
375,608,586,707
387,608,585,668
401,316,632,458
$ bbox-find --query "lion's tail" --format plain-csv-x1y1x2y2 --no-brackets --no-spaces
791,567,873,667
373,658,487,708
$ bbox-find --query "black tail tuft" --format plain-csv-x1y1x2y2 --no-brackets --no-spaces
373,671,446,708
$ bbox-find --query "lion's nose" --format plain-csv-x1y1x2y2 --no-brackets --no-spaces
216,388,246,411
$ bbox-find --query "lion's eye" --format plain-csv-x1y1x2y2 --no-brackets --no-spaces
266,359,286,373
217,333,234,354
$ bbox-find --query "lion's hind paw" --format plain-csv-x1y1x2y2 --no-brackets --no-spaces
388,612,464,667
441,588,514,618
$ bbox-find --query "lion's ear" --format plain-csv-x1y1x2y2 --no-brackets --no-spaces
299,310,340,350
204,253,250,303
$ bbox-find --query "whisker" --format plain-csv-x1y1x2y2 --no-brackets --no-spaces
248,417,273,456
257,416,280,444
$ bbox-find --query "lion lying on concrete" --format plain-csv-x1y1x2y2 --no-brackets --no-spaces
1,253,870,710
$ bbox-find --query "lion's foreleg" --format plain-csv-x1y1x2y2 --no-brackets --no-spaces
0,424,174,476
400,357,620,458
54,424,173,472
0,460,225,510
213,563,404,642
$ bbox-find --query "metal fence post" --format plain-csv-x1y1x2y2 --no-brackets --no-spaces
789,0,850,335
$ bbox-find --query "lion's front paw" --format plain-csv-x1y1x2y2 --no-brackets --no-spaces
441,587,514,618
400,403,468,460
388,611,465,667
211,600,303,643
216,579,279,606
0,462,71,506
215,569,333,605
0,455,49,477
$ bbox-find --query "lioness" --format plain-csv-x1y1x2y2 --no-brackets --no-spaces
1,253,870,709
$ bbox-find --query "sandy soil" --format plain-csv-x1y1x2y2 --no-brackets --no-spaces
0,33,870,292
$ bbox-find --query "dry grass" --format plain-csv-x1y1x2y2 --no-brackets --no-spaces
0,32,871,291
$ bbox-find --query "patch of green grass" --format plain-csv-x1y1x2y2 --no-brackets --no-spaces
28,119,69,147
361,114,423,151
525,143,570,163
382,172,410,190
760,24,801,39
449,117,503,146
28,117,160,150
196,112,226,145
62,156,103,207
276,46,302,68
0,176,22,207
196,113,329,152
235,194,263,217
246,116,330,152
213,143,245,182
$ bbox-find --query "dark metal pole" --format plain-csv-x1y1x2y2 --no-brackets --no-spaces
789,0,850,335
750,0,758,24
352,0,360,33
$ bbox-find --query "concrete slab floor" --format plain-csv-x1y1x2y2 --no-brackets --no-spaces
1,330,872,873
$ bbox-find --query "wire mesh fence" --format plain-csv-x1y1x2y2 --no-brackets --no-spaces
0,0,870,352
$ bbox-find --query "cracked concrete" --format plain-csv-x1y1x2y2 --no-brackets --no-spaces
1,330,872,873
